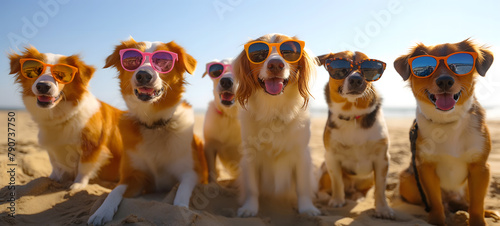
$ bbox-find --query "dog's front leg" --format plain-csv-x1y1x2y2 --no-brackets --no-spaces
237,154,259,217
468,162,489,226
325,150,345,207
373,150,394,219
296,148,320,216
419,163,446,226
204,145,218,183
174,169,198,208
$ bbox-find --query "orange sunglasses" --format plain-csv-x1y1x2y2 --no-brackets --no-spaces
20,58,78,84
408,52,477,78
244,40,305,64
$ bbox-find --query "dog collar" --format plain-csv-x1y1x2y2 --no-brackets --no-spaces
338,114,361,121
215,107,223,115
139,118,171,129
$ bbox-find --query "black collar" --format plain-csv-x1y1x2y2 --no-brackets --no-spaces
139,118,171,129
338,114,362,121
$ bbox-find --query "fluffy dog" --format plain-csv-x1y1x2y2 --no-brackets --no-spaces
233,33,320,217
317,51,394,219
88,38,207,225
8,47,123,190
394,39,497,226
202,59,242,182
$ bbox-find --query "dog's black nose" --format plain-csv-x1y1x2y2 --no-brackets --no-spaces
436,76,454,90
348,74,364,88
36,83,51,94
136,71,152,85
267,59,284,74
220,77,233,89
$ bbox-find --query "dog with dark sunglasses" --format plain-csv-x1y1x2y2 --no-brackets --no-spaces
394,39,498,226
317,51,394,219
202,58,242,182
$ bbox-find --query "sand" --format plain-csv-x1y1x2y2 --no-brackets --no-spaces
0,110,499,226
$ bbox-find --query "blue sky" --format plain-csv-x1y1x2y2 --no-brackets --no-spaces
1,0,499,116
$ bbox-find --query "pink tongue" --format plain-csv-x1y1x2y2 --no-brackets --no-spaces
435,93,456,111
139,87,154,95
221,93,234,101
264,78,284,95
37,96,55,103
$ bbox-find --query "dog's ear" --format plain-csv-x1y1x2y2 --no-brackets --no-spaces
476,48,494,77
8,52,22,75
316,54,329,66
167,41,197,75
66,55,96,86
104,38,137,69
297,49,316,107
202,62,210,78
233,50,257,109
394,55,412,81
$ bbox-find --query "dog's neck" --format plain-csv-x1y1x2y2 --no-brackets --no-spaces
138,118,171,129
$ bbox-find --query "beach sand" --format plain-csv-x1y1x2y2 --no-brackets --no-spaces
1,110,499,225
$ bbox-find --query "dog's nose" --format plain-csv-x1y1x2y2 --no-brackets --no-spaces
267,59,284,74
220,77,233,89
36,83,51,94
348,74,364,88
436,76,454,90
136,71,152,85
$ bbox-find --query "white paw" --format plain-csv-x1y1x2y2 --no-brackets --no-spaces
69,182,87,190
237,203,258,218
299,205,321,216
173,202,189,209
48,171,61,182
88,208,115,226
328,197,345,208
374,206,395,220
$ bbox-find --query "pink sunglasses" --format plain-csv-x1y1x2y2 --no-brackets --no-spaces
119,48,178,73
206,62,232,79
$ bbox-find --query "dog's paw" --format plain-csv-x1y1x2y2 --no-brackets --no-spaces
69,182,87,190
237,203,258,218
88,208,115,226
299,205,321,216
374,206,395,220
328,197,345,208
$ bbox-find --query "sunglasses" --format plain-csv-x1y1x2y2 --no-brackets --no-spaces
119,48,178,73
19,58,78,84
408,52,477,78
324,58,386,81
244,40,305,64
206,62,232,79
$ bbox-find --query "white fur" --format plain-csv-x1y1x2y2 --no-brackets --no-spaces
88,184,128,225
237,36,319,216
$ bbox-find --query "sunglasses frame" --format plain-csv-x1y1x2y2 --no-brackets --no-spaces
119,48,179,73
19,58,78,84
244,40,305,64
325,58,386,81
206,62,232,79
408,51,478,78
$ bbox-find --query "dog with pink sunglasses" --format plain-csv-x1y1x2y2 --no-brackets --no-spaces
202,59,242,183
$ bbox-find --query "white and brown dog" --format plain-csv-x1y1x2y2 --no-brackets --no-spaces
233,33,320,217
395,39,497,226
202,59,242,182
8,47,124,190
317,51,394,219
88,38,207,225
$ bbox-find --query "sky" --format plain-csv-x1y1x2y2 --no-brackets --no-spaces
1,0,499,117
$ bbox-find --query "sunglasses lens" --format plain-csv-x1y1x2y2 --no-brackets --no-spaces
360,61,384,81
280,41,302,62
21,60,44,79
121,50,143,71
208,64,224,78
152,52,175,73
52,65,75,83
447,53,474,75
326,59,351,79
247,42,269,63
411,56,437,77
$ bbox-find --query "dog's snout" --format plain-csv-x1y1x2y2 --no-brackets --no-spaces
348,74,364,88
436,76,454,91
220,77,233,89
136,71,153,85
267,59,284,74
36,83,51,94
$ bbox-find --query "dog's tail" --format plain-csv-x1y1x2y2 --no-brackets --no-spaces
192,134,208,184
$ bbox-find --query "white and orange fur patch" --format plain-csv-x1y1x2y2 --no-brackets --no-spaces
233,33,320,217
394,39,497,225
317,51,393,219
8,47,124,190
88,38,207,225
202,58,242,182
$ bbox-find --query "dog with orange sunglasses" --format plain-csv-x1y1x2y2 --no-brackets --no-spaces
394,39,498,225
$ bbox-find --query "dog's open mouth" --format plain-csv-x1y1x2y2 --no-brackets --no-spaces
37,94,61,108
259,78,288,96
220,91,235,106
427,90,461,111
134,87,164,101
